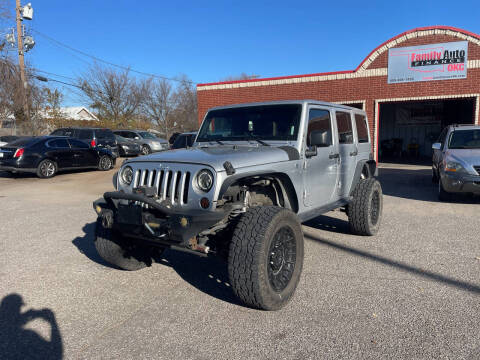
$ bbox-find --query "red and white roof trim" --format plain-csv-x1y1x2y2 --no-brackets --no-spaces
197,26,480,91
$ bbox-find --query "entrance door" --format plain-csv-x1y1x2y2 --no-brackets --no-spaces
303,107,339,207
335,110,357,198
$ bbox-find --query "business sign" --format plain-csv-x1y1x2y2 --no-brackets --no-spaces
388,41,468,84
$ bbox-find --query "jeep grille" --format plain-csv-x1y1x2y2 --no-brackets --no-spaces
133,168,190,205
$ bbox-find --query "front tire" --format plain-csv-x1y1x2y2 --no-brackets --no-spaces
348,178,383,236
141,145,151,155
95,219,161,271
36,159,57,178
228,206,304,310
438,179,451,201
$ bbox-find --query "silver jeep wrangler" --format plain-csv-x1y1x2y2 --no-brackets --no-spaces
93,100,383,310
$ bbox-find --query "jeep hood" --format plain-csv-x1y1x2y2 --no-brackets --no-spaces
128,145,297,171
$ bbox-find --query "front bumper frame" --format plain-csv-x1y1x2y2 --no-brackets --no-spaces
441,171,480,194
93,191,229,248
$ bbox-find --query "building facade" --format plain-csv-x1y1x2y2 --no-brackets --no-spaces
196,26,480,162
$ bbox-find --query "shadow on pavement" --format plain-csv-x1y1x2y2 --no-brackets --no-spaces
160,250,242,307
304,214,351,234
73,222,241,306
378,167,480,204
72,222,117,269
307,234,480,295
0,294,63,360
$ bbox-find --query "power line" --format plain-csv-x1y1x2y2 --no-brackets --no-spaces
31,29,196,84
32,68,77,81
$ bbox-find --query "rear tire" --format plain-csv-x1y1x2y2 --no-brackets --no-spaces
36,159,57,178
348,178,383,236
94,218,161,271
228,206,304,310
98,155,113,171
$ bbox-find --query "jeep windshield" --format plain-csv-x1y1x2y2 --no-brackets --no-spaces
196,104,302,143
448,129,480,149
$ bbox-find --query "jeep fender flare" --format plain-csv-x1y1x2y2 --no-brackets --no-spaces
349,159,377,196
218,171,299,213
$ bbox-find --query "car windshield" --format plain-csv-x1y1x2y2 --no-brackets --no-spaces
196,104,302,143
448,129,480,149
139,131,156,139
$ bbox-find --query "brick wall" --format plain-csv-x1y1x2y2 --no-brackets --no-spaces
197,27,480,153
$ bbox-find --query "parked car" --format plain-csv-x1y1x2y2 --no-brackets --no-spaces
432,124,480,200
50,128,119,158
168,132,181,146
115,135,141,157
171,132,197,149
92,100,381,310
0,136,115,178
0,135,29,147
113,130,168,155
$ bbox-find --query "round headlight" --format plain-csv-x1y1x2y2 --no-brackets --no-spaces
120,166,133,185
196,169,213,192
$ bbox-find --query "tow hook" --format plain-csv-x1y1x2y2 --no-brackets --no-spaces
100,209,114,229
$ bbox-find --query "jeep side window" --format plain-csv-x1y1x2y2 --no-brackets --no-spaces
335,111,353,144
354,114,369,143
307,109,332,147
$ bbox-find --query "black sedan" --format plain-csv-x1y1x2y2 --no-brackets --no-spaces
115,135,141,157
0,136,116,178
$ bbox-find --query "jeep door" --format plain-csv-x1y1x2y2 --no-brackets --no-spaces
335,110,357,197
303,107,339,206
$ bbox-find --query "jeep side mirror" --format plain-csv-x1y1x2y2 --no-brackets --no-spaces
432,142,442,150
310,129,331,147
305,146,317,158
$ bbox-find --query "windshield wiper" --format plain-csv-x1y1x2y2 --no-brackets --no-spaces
243,132,270,146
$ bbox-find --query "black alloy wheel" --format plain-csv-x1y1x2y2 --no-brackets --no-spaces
267,226,297,292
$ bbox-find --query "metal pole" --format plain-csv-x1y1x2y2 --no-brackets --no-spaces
15,0,29,131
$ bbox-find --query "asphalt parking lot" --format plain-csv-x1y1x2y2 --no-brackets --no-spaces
0,163,479,360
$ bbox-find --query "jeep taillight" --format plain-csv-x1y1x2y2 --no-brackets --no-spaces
14,148,24,158
90,139,96,147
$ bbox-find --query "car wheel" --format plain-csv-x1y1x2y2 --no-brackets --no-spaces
438,179,451,201
36,159,57,178
94,218,162,271
141,145,151,155
228,206,304,310
98,155,113,171
348,178,383,236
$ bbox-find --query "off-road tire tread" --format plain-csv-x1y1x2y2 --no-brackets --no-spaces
348,178,383,236
228,206,303,310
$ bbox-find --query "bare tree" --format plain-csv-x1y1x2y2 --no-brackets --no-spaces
220,73,260,82
142,78,179,140
78,64,146,127
171,75,198,133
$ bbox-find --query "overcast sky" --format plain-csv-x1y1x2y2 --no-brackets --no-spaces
3,0,478,105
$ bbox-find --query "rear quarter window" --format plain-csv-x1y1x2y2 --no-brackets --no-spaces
354,114,369,143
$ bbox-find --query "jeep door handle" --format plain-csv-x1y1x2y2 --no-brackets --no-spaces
329,153,339,159
350,151,358,156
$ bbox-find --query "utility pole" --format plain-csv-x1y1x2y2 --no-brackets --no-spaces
15,0,29,128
